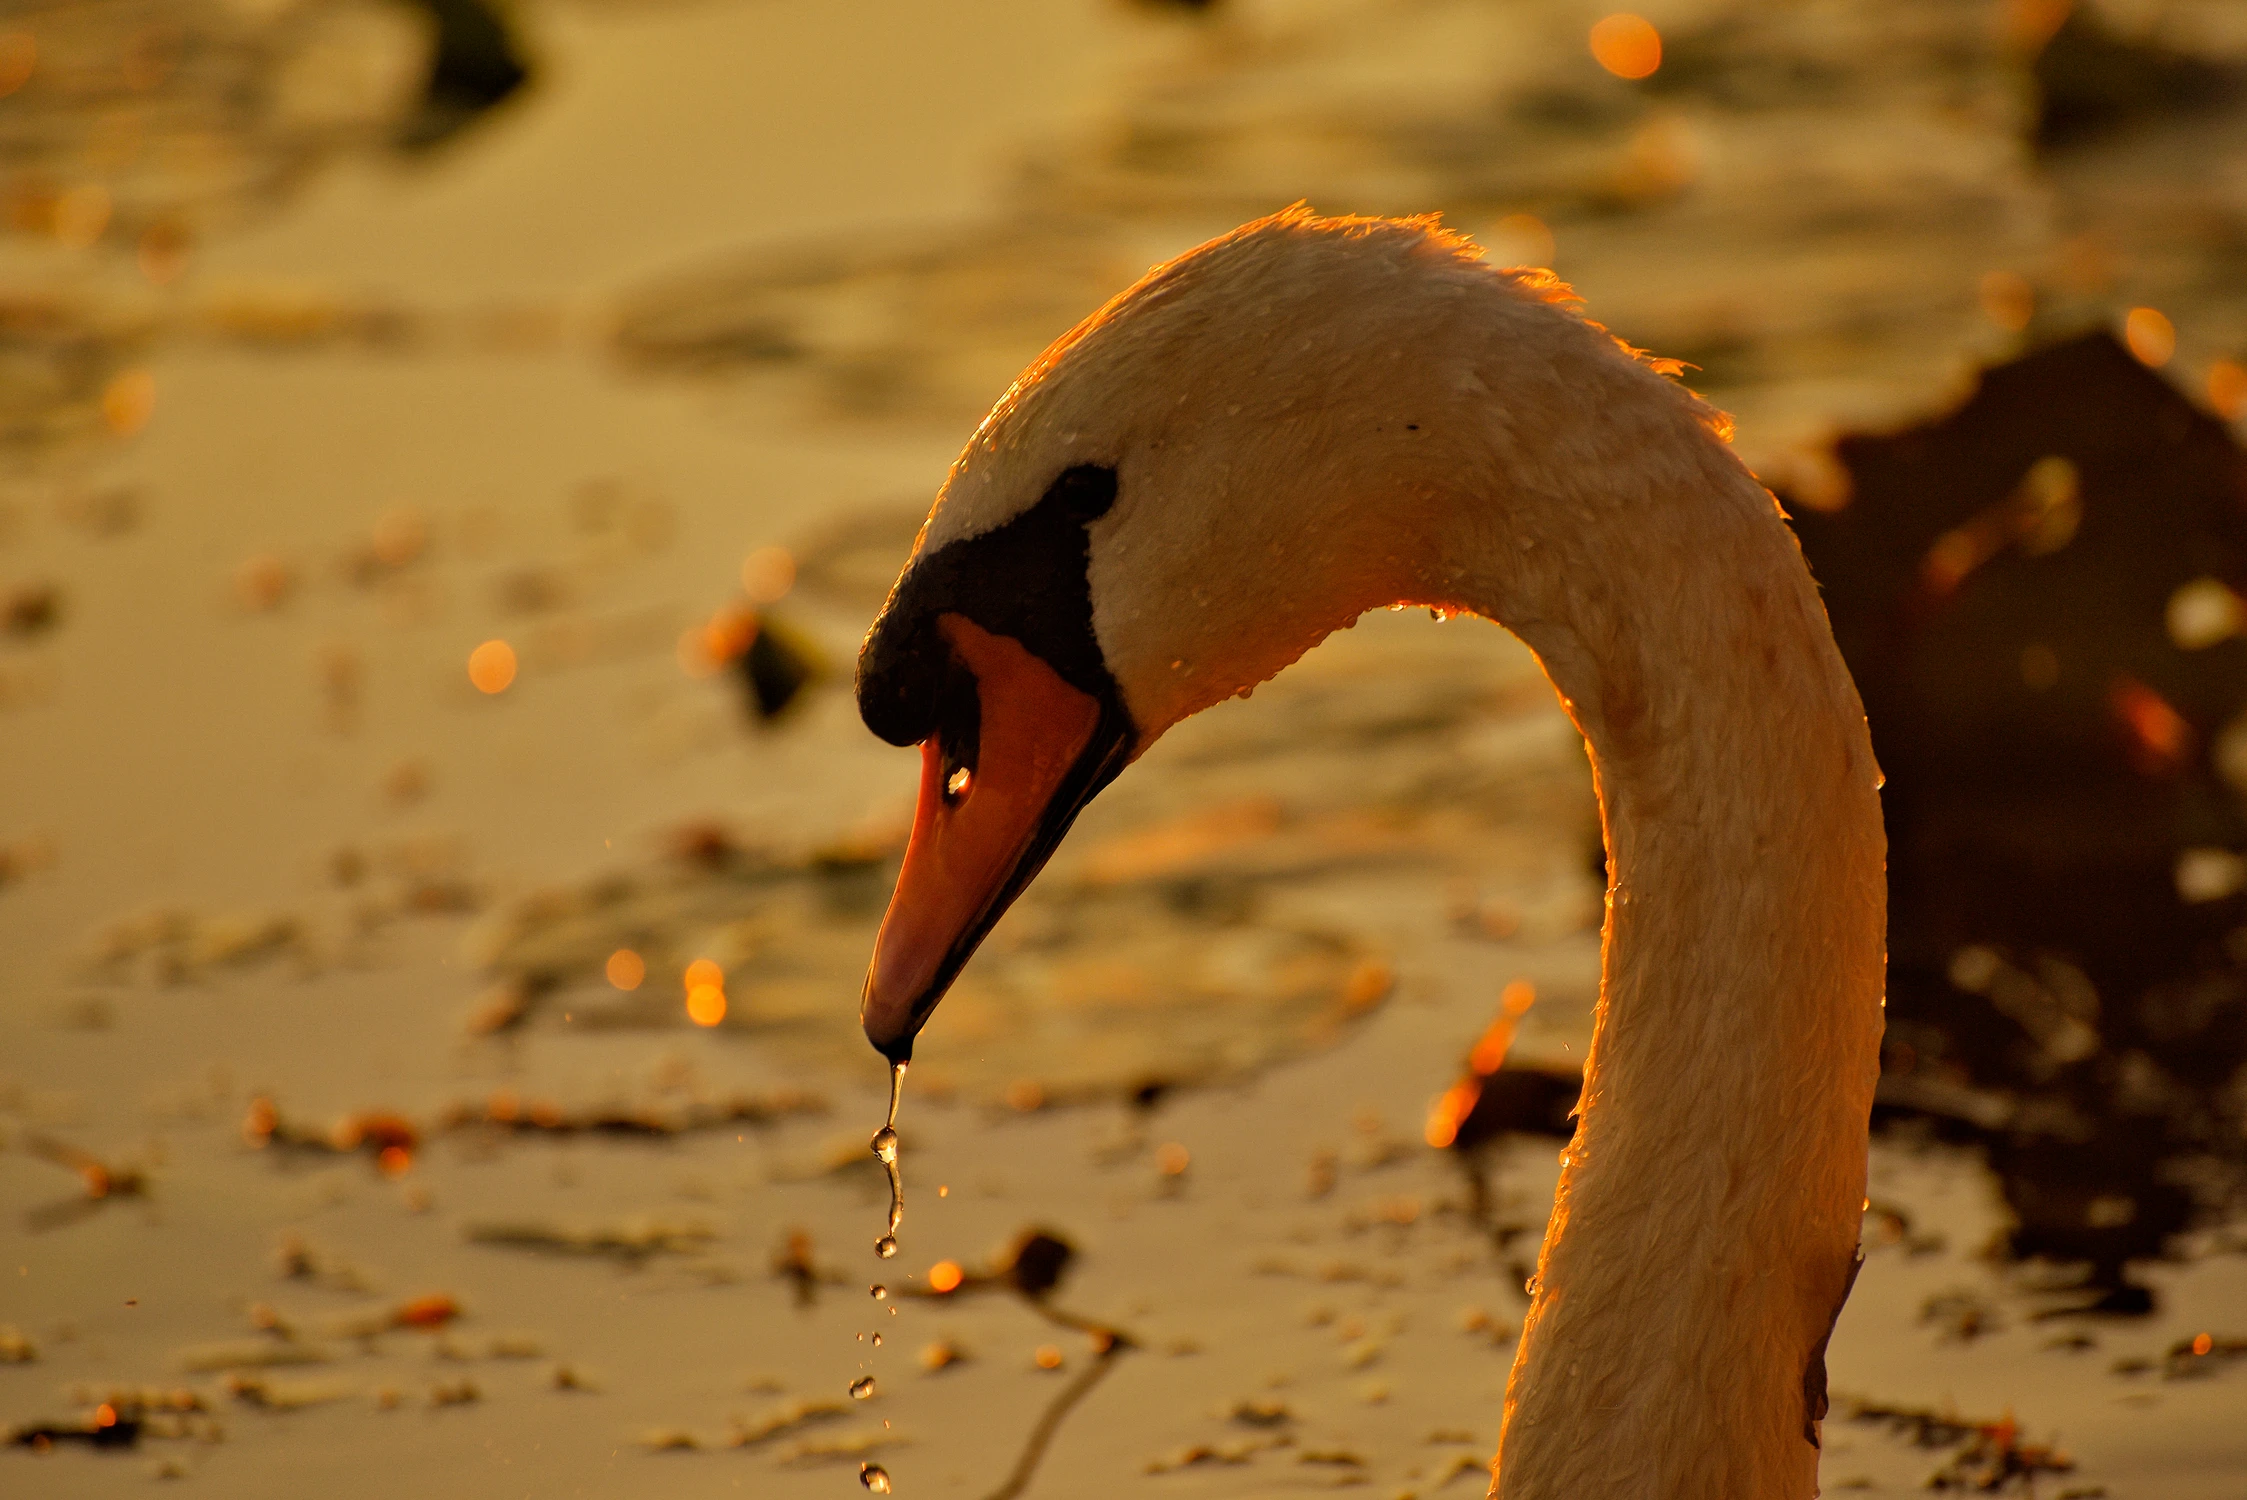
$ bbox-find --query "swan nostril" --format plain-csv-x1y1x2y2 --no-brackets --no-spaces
945,765,972,801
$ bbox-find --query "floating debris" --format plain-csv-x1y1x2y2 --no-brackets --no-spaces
730,1396,848,1448
242,1098,417,1175
21,1134,148,1231
440,1086,826,1138
918,1338,966,1373
2163,1331,2247,1379
224,1374,352,1411
7,1402,141,1452
1,580,60,637
463,1218,714,1263
772,1228,841,1307
1846,1400,2075,1491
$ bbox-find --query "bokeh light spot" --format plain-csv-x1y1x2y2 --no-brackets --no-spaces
741,545,796,604
1589,14,1661,79
53,184,111,249
927,1259,964,1294
686,984,726,1027
2166,577,2243,651
2124,306,2175,368
2207,359,2246,421
1978,270,2033,333
467,639,518,694
101,368,155,436
0,31,34,98
1486,213,1555,270
606,948,646,991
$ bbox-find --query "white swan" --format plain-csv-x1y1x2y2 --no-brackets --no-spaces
853,207,1886,1498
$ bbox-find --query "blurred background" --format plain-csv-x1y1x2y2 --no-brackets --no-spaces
0,0,2244,1494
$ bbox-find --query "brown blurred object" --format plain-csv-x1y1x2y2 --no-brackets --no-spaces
2030,3,2245,152
1,579,60,637
242,1096,418,1175
1789,331,2247,1305
770,1228,836,1308
22,1135,148,1232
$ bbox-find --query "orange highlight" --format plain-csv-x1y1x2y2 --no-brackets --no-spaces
928,1259,964,1294
683,958,726,1025
101,368,155,436
1425,1078,1482,1149
2109,677,2193,775
2124,307,2175,368
1427,981,1539,1147
686,985,726,1026
468,639,517,694
0,32,33,98
392,1293,461,1329
2208,359,2246,421
606,949,646,991
1590,14,1662,79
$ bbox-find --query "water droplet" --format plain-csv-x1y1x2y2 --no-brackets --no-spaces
871,1332,883,1347
849,1376,877,1401
872,1061,908,1263
871,1284,888,1300
860,1462,892,1493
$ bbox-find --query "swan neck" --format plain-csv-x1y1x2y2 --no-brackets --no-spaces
1450,450,1885,1500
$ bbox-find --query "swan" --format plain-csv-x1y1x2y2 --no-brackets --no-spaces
852,207,1885,1498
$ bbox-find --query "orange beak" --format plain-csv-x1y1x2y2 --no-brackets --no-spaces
861,614,1133,1060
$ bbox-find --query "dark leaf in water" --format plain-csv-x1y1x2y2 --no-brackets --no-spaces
395,0,532,151
739,611,823,722
1004,1230,1076,1300
1792,331,2247,1305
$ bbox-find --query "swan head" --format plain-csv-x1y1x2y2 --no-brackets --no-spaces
854,207,1691,1059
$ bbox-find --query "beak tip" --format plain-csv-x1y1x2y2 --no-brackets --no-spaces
860,971,918,1064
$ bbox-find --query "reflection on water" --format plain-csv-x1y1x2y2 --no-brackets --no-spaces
1797,331,2247,1307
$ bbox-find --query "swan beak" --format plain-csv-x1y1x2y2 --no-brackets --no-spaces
860,616,1132,1062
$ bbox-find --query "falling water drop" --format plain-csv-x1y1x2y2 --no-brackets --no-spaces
871,1332,883,1347
850,1376,877,1401
871,1284,888,1300
860,1462,892,1493
872,1061,908,1260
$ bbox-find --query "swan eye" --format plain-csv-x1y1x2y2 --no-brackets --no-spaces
945,765,972,802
